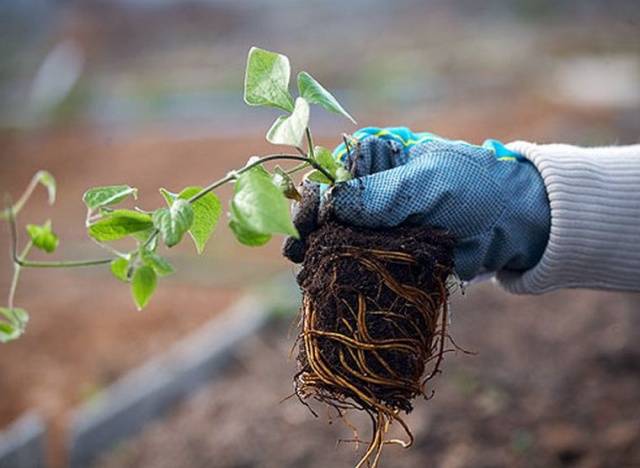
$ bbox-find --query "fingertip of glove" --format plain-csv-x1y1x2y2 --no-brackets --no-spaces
292,182,320,237
329,176,365,200
346,137,405,177
282,237,306,264
321,178,367,226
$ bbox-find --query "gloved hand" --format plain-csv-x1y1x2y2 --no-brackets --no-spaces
283,127,550,281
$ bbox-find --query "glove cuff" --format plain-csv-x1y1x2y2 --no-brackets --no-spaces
495,141,640,294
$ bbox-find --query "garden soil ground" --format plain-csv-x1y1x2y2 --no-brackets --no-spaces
95,284,640,468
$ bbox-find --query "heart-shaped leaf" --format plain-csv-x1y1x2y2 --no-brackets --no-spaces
88,210,154,242
244,47,294,112
314,146,341,174
131,266,157,310
83,185,137,212
297,71,356,124
35,171,56,205
266,97,309,147
160,187,221,254
110,257,131,282
153,199,194,248
228,211,272,247
142,251,174,276
229,166,298,246
306,146,351,184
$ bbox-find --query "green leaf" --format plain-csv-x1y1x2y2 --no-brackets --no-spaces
152,199,194,248
0,307,28,343
307,146,351,184
142,251,174,276
131,265,157,310
229,159,279,247
159,188,177,205
26,221,59,253
297,71,356,124
228,215,272,247
35,171,56,205
229,166,298,243
88,210,154,242
0,307,28,325
0,322,20,343
314,146,341,174
306,170,333,184
266,97,309,147
243,157,270,176
161,187,221,254
110,257,131,282
244,47,294,112
83,185,137,211
180,189,221,254
12,308,28,324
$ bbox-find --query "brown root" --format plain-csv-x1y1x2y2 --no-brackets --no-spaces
293,222,455,467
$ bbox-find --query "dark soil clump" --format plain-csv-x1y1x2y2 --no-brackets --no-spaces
294,221,455,467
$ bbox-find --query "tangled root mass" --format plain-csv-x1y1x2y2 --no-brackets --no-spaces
293,221,456,467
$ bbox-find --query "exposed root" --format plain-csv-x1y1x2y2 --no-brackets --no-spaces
293,222,455,467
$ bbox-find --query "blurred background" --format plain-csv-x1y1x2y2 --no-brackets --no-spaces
1,1,639,467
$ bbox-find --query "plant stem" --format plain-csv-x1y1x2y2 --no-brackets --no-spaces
286,161,310,176
7,207,112,269
141,153,330,251
342,134,353,159
15,258,113,268
90,236,126,257
305,128,315,160
8,152,334,269
8,241,32,311
0,174,40,219
188,153,333,204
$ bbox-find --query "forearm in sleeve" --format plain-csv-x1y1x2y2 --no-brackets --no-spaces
495,141,640,294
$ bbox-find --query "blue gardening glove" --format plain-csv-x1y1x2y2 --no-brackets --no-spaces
283,127,550,281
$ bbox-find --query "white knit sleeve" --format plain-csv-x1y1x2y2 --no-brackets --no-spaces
494,141,640,294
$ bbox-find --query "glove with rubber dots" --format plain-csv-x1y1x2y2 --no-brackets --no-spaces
283,127,551,281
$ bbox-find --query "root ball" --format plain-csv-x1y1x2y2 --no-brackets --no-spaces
294,221,456,467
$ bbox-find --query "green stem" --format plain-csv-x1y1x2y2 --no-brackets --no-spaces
7,207,112,269
286,161,310,176
142,231,159,251
8,241,32,311
188,153,333,204
90,236,126,257
8,152,334,269
0,175,40,220
15,258,112,268
342,134,354,159
144,154,329,250
305,128,315,160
